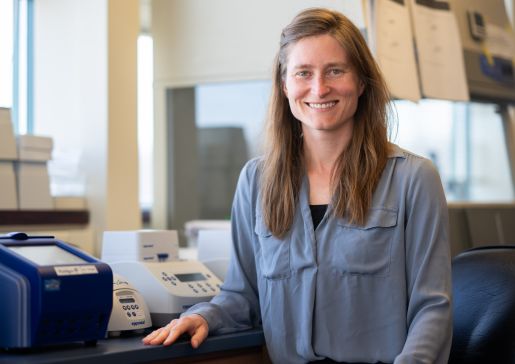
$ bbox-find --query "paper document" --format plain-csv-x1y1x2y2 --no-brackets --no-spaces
483,23,515,61
409,0,469,101
371,0,421,101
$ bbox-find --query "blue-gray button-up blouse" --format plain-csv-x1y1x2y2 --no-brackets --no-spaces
185,144,452,364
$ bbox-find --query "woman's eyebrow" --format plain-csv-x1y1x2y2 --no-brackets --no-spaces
290,64,314,71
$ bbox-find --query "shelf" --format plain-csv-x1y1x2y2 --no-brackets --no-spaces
0,210,89,226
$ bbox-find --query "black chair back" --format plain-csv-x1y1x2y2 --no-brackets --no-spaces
449,245,515,364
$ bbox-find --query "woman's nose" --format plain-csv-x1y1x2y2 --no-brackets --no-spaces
311,76,330,97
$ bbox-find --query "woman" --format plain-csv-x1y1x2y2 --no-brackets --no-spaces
143,8,452,364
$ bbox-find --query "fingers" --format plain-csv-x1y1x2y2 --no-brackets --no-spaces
142,315,208,348
142,319,178,345
190,322,208,348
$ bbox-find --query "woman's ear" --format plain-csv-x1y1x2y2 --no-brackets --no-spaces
283,81,288,97
359,80,365,96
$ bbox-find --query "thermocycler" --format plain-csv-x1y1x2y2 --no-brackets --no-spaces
102,230,222,326
0,233,113,348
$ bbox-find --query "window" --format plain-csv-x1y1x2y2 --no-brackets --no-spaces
0,0,33,134
393,100,513,201
194,82,514,219
0,0,14,108
137,34,154,210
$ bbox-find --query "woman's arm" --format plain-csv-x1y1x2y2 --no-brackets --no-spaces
395,159,452,364
143,160,262,346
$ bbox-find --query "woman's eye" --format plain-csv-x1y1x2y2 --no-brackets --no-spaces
295,70,310,78
328,68,343,76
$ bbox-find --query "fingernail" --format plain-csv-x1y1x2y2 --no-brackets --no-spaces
192,339,198,348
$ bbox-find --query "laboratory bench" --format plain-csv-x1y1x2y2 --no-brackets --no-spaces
0,328,268,364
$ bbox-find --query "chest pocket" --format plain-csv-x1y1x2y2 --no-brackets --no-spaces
254,215,291,280
333,208,398,276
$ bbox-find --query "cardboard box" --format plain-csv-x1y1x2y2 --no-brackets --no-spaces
0,108,18,160
17,135,53,162
0,162,18,209
16,162,53,209
53,196,87,210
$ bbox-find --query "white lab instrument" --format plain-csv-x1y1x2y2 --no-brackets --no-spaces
101,230,179,263
197,229,232,281
102,230,222,327
107,274,152,336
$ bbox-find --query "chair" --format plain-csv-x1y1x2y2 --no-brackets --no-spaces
449,245,515,364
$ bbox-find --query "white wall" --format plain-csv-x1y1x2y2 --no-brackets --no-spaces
152,0,364,86
34,0,141,255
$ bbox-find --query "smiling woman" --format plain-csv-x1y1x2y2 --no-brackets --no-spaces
144,8,452,364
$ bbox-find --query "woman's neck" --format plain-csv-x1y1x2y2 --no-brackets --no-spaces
302,129,351,174
302,125,353,205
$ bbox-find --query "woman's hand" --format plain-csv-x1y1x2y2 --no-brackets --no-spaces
142,314,209,348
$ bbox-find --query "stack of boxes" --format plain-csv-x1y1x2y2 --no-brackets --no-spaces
16,135,54,209
0,107,54,210
0,108,18,209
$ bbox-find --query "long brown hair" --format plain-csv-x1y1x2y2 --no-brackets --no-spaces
261,8,391,237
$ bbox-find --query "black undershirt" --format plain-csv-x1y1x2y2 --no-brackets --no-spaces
309,204,328,230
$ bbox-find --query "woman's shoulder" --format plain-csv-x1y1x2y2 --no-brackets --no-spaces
387,143,441,180
241,156,264,177
236,156,264,190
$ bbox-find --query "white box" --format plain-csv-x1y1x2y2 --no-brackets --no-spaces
17,135,53,162
102,230,180,263
0,161,18,209
16,162,53,209
0,108,18,160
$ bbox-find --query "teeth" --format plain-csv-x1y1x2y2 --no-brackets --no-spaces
308,102,336,109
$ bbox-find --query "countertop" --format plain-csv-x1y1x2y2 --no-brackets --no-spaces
0,328,265,364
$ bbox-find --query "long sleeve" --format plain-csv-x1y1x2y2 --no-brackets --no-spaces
182,160,261,334
394,159,452,363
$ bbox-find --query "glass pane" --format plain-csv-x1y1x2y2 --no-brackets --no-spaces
195,80,271,219
16,0,29,134
193,84,514,220
393,99,513,201
469,103,513,200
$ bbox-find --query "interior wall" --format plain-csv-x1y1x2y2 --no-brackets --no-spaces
34,0,141,255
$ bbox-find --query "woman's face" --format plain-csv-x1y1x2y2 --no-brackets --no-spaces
283,34,364,136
